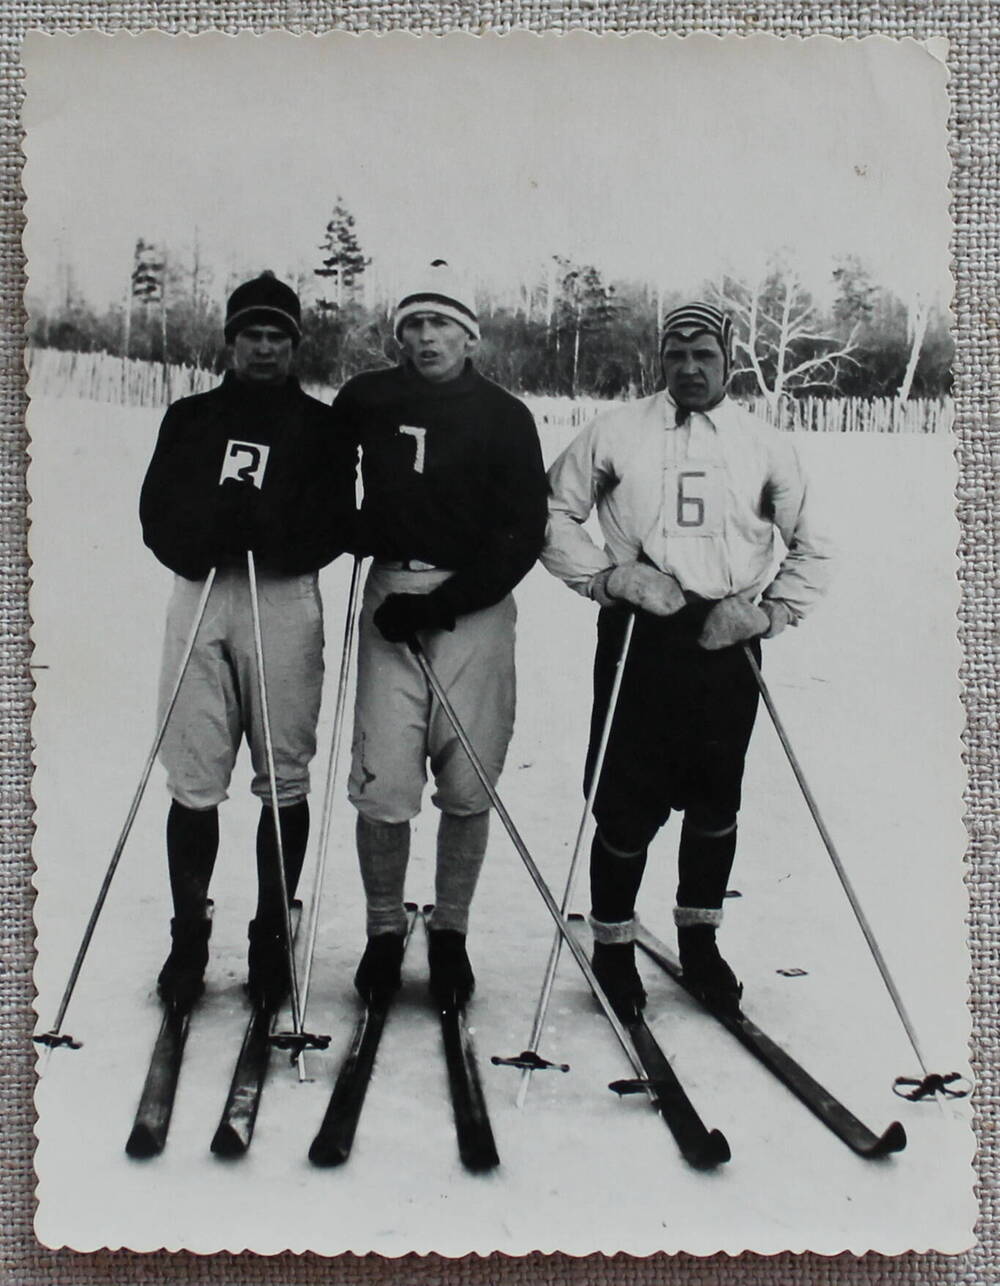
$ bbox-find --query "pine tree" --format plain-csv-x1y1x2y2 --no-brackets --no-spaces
315,198,370,312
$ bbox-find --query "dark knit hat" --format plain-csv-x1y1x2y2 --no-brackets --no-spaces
661,302,733,373
394,260,480,341
224,272,302,345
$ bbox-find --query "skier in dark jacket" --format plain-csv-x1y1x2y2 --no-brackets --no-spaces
329,260,548,1008
140,272,355,1010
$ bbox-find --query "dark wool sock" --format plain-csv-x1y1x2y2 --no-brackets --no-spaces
255,800,310,924
589,829,648,924
166,801,220,921
676,817,738,910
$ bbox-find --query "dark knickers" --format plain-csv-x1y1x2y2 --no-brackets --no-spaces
586,604,761,852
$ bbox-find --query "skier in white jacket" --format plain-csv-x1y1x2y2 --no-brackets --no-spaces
542,301,831,1018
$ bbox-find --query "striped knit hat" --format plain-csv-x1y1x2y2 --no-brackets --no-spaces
394,260,480,342
660,302,733,373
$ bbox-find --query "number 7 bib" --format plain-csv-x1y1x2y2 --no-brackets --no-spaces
661,462,726,537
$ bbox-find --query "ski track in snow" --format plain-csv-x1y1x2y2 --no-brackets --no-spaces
28,396,974,1256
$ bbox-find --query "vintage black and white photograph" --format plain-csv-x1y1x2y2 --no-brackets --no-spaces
24,30,973,1256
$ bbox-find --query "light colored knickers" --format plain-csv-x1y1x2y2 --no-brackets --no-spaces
157,567,325,810
348,564,516,823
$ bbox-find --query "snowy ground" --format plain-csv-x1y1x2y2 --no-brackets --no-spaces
28,395,974,1257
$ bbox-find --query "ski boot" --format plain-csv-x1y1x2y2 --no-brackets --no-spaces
354,932,406,1007
591,940,646,1023
157,916,212,1011
246,918,291,1011
427,928,475,1008
678,924,743,1016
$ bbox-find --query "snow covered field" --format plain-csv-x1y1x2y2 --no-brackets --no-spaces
28,395,974,1257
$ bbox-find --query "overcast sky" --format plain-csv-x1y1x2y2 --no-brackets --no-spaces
23,31,952,312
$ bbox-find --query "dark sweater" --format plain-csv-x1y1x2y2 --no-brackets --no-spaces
330,361,548,618
140,373,355,580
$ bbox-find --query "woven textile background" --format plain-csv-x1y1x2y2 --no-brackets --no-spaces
3,2,996,1283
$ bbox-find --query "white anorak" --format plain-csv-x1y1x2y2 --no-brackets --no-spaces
541,391,831,622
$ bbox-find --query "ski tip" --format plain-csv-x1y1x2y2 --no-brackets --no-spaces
308,1137,352,1168
689,1128,731,1171
210,1124,249,1159
460,1144,500,1174
125,1124,163,1160
868,1120,907,1157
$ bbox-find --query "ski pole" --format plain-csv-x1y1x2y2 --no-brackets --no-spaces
742,644,931,1082
415,633,729,1184
408,638,652,1091
35,568,218,1053
296,555,364,1082
246,551,329,1061
513,611,636,1108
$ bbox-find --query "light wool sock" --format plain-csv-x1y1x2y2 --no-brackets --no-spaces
430,811,490,934
356,815,411,935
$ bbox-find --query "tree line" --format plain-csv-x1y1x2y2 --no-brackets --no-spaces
27,200,952,404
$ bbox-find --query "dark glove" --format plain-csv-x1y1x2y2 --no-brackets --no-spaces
213,480,261,565
373,592,456,644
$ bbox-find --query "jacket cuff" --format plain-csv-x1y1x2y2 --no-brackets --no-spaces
588,567,618,608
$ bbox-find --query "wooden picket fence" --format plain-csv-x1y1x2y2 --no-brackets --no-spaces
25,347,218,406
744,394,954,435
26,346,952,437
531,391,953,436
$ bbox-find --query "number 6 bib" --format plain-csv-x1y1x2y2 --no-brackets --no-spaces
661,462,726,537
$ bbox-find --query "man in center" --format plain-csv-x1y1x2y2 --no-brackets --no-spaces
329,261,548,1008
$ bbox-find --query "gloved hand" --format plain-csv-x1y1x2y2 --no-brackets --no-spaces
213,480,261,565
759,599,793,640
373,592,457,644
698,595,770,650
592,562,686,616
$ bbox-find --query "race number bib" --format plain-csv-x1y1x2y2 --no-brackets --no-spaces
661,462,725,537
398,424,427,474
219,439,270,489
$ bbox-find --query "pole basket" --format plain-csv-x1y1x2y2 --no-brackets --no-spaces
33,1030,83,1050
893,1072,971,1101
270,1029,332,1064
491,1050,571,1073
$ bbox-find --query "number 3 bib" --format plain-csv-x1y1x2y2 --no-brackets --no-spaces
661,461,726,537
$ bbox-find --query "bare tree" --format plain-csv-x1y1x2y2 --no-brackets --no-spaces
551,257,617,398
712,263,860,415
897,293,930,403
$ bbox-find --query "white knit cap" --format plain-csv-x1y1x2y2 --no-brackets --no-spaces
394,260,480,341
